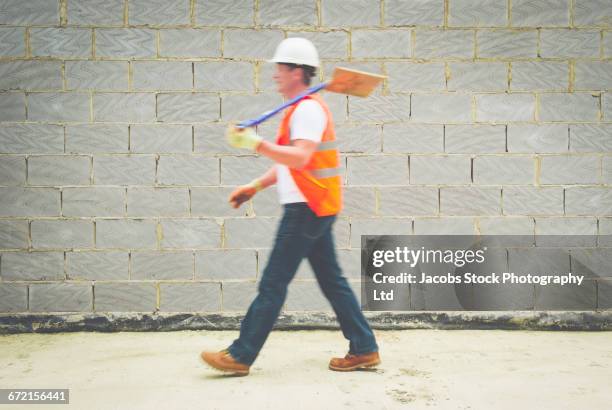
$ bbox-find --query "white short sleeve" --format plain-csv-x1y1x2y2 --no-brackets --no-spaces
289,99,326,143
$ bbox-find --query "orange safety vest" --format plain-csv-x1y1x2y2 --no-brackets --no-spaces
275,93,342,217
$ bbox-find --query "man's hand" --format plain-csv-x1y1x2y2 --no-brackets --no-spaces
228,179,264,209
226,124,263,151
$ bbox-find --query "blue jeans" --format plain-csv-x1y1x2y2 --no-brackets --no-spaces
227,202,379,366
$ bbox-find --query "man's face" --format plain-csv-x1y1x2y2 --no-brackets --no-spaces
273,64,301,96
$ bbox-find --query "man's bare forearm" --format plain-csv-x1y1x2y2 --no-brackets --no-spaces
256,164,277,189
256,140,311,169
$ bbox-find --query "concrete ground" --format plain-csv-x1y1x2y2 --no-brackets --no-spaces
1,329,611,410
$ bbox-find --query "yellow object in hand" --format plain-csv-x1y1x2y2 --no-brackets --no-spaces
226,124,263,151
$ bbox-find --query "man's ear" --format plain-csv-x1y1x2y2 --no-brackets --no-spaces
292,67,304,84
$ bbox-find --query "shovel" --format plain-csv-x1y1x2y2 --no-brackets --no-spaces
236,67,386,128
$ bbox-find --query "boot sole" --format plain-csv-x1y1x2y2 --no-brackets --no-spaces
199,353,250,376
328,358,381,372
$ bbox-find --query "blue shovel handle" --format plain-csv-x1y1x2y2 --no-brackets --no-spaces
236,82,328,128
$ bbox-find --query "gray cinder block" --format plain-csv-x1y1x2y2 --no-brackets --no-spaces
63,187,125,217
1,252,64,281
67,251,129,280
96,219,158,249
0,187,60,217
30,283,92,312
28,155,91,186
95,29,156,58
160,282,221,312
31,220,94,249
129,0,190,25
94,282,157,312
352,30,411,58
31,28,91,58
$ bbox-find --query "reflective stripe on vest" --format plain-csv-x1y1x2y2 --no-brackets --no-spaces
310,166,342,179
316,140,338,151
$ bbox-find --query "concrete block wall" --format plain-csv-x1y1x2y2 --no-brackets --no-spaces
0,0,611,314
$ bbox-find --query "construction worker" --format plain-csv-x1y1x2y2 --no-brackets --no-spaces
200,37,380,376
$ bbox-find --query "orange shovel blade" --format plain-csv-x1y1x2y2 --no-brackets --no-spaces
325,67,386,97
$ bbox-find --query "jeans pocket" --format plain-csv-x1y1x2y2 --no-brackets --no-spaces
301,213,335,240
278,207,305,238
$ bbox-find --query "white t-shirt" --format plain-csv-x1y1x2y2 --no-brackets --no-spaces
276,99,327,204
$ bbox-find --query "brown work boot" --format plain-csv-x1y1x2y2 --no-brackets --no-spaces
329,351,381,371
200,349,250,376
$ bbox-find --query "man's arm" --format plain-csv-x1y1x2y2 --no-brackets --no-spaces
228,164,277,209
256,139,317,170
255,164,278,189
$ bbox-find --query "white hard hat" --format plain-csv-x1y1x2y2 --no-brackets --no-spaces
268,37,320,68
